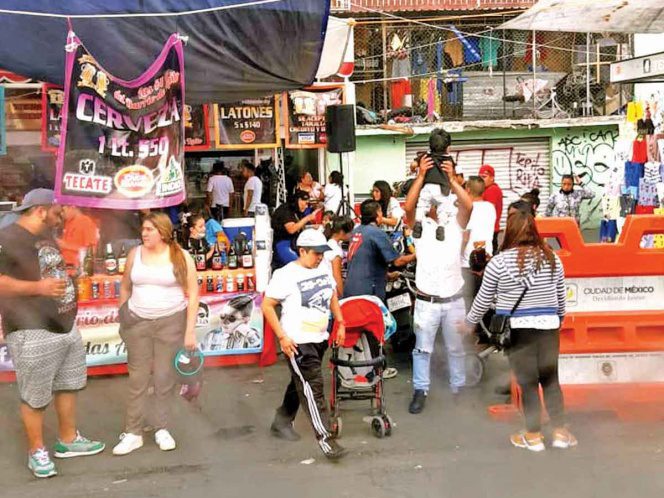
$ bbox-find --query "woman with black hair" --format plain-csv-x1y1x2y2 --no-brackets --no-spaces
545,175,595,224
324,171,343,214
271,190,320,269
520,188,541,216
371,180,404,232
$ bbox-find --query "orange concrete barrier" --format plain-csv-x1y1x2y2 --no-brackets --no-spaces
489,215,664,422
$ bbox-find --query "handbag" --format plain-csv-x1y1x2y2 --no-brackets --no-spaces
488,286,528,349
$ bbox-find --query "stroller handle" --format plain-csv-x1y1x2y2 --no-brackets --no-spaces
330,355,386,368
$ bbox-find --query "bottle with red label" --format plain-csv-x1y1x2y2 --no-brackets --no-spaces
104,244,118,275
211,243,223,271
194,240,207,272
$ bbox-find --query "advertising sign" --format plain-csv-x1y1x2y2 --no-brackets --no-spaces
0,292,264,372
184,104,211,151
55,33,186,209
214,96,279,149
195,293,264,356
41,83,64,153
559,352,664,385
565,275,664,313
284,86,343,149
5,96,41,131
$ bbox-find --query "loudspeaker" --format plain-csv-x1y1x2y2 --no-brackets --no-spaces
325,104,356,153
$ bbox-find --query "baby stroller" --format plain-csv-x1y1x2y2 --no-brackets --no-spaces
329,296,394,438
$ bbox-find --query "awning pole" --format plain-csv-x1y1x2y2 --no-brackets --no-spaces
532,30,537,117
586,32,591,116
502,26,507,118
382,23,388,114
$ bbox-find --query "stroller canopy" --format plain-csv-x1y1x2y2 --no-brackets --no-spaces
333,296,388,348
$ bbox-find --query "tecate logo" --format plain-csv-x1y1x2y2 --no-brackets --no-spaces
583,286,655,295
114,165,155,198
240,130,256,143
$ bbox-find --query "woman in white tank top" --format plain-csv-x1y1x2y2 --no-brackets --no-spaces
112,212,199,457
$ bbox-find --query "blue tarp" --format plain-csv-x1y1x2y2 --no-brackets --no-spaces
0,1,330,103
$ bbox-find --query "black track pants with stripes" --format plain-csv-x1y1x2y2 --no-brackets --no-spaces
278,341,331,440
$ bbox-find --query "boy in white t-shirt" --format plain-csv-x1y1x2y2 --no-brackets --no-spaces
262,229,347,460
461,176,495,312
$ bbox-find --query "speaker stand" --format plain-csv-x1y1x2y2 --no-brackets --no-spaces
336,152,355,220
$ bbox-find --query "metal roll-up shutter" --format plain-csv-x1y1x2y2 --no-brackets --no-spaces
405,138,551,228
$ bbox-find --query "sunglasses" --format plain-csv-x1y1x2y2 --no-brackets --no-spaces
219,314,238,323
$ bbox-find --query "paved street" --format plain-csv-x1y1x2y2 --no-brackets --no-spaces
0,351,662,498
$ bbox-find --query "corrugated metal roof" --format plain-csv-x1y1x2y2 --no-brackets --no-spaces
501,0,664,33
334,0,536,14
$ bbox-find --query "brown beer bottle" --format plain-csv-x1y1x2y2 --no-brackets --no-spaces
211,243,223,271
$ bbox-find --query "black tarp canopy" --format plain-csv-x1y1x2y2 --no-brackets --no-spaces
0,0,330,103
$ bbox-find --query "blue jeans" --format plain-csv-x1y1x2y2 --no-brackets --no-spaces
412,297,467,393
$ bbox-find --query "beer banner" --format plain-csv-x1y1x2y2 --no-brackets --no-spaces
184,104,211,151
41,83,64,153
213,96,279,149
284,86,343,149
0,86,5,155
55,33,186,209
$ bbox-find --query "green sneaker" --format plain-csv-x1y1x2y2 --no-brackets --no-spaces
53,432,105,458
28,448,57,478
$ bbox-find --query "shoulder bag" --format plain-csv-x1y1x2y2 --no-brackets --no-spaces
488,286,528,349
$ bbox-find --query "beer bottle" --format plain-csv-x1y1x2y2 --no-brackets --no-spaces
194,240,207,272
84,245,94,277
228,242,238,270
211,243,223,271
104,243,118,275
241,242,254,269
117,244,128,274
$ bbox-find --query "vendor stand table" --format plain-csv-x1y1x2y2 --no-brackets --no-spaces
0,268,277,383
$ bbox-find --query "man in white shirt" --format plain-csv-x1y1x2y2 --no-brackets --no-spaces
206,161,234,221
404,156,473,414
242,162,263,217
262,229,347,460
461,176,496,312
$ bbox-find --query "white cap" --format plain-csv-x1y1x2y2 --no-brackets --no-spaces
296,229,330,253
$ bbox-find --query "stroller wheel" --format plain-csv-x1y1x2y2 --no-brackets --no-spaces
382,414,394,437
371,416,387,439
464,354,486,387
330,417,343,439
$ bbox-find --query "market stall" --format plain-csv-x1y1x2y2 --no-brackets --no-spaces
0,213,276,382
0,5,356,380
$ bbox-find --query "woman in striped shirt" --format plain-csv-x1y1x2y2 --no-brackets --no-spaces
463,210,577,452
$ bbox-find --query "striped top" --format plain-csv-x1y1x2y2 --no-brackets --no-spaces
466,247,566,330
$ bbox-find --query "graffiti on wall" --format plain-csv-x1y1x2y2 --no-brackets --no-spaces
551,127,619,227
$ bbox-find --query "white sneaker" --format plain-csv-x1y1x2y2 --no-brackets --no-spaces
155,429,176,451
112,433,143,456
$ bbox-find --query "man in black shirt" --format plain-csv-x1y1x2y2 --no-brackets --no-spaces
271,190,320,269
0,189,104,478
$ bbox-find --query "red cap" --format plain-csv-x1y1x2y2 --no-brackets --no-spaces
479,164,495,177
